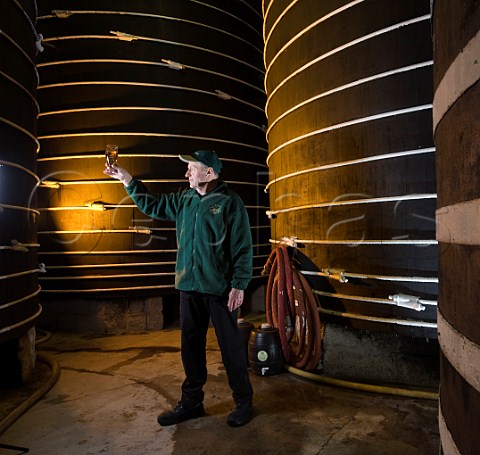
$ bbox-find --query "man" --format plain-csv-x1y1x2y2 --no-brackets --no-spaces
104,150,254,427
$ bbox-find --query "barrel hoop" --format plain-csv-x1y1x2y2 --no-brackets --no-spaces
438,310,480,393
436,198,480,245
433,29,480,131
438,405,461,455
0,303,42,335
266,104,432,164
265,14,431,115
317,306,437,329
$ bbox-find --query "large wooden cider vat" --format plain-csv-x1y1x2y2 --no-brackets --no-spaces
264,0,437,338
0,0,41,345
34,1,268,330
433,0,480,453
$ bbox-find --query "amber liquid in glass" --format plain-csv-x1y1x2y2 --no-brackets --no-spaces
105,144,119,166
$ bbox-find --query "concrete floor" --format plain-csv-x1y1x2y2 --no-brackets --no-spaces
0,318,439,455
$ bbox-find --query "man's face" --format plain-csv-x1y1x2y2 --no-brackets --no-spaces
185,162,208,190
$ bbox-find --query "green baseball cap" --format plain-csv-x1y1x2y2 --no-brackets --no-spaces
179,150,222,173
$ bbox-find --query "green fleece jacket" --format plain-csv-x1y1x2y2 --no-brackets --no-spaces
126,179,253,296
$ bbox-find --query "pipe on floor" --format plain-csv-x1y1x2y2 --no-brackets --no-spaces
285,364,438,400
0,342,60,435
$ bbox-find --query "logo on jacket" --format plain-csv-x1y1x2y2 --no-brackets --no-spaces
209,204,222,215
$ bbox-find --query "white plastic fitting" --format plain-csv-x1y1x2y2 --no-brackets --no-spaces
388,293,425,312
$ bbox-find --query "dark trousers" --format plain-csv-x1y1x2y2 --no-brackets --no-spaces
179,291,253,406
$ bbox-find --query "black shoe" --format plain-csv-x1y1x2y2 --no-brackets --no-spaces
157,402,205,426
227,402,253,427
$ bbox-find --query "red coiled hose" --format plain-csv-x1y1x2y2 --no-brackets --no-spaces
264,245,325,371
